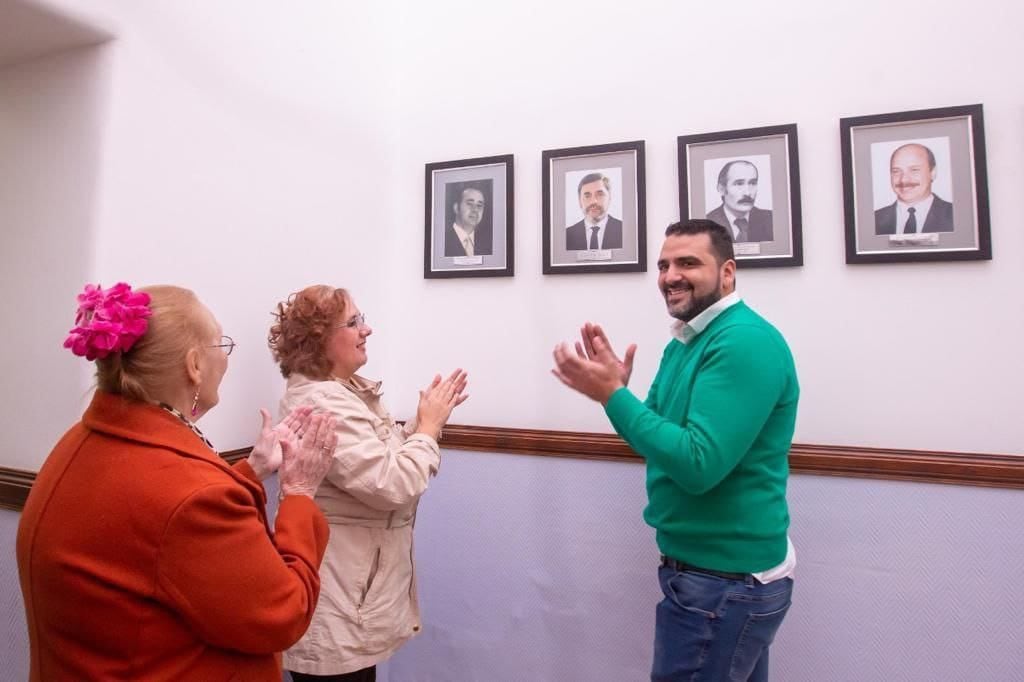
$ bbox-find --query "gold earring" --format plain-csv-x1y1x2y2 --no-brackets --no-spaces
191,386,201,417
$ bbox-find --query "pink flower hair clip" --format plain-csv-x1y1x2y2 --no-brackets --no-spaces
63,282,152,360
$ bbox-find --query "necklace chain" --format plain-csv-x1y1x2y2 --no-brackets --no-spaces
158,403,216,452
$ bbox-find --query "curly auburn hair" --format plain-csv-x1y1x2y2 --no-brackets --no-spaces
268,285,350,379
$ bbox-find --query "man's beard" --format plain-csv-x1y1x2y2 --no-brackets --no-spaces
667,275,723,322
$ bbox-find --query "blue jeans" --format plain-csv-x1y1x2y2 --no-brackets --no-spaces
652,565,793,681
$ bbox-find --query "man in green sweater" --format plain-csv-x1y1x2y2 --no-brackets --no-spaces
552,219,798,681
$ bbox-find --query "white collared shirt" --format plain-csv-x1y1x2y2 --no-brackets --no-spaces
451,222,475,256
896,194,935,234
667,289,796,583
583,215,609,249
670,291,741,344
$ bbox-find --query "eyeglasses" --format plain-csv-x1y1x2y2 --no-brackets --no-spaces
210,335,236,356
335,313,367,330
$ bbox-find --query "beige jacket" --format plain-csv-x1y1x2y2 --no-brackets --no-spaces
280,373,440,675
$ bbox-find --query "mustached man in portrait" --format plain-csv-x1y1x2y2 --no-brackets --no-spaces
706,160,774,243
874,142,954,235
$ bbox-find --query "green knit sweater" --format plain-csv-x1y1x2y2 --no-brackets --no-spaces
604,301,799,573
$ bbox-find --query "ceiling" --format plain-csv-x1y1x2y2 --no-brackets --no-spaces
0,0,110,68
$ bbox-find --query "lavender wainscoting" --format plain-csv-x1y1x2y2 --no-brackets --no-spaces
1,510,29,681
3,456,1023,681
383,449,1024,682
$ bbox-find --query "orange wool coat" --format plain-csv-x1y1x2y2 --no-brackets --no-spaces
17,391,329,681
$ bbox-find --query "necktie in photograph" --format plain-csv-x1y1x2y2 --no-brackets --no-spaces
903,207,917,234
589,226,600,249
462,237,473,256
734,217,750,242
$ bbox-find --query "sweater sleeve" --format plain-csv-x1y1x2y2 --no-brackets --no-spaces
155,484,328,654
604,325,786,494
642,342,671,412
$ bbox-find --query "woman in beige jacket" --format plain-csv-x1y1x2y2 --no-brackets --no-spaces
269,285,467,682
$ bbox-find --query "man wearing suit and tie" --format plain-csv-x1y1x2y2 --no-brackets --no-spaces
874,143,954,235
706,160,774,243
565,172,624,251
445,184,493,257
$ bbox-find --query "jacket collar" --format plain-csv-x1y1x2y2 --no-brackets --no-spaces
287,372,384,397
82,391,268,516
83,390,229,470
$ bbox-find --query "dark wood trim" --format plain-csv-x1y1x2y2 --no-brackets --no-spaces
785,443,1024,489
0,448,253,512
3,431,1020,512
437,424,1024,490
0,467,35,512
219,447,252,465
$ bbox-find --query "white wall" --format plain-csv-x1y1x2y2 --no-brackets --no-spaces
85,1,405,452
386,0,1024,455
2,1,1023,681
5,0,404,463
8,0,1020,466
0,44,111,470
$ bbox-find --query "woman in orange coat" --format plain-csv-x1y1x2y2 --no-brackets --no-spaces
17,283,337,681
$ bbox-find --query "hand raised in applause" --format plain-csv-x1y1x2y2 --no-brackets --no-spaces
279,413,337,498
246,405,314,480
577,322,637,387
552,323,636,404
415,368,469,441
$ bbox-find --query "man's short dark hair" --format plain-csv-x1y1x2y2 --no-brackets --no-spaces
664,219,735,265
716,160,758,191
455,183,486,205
577,172,611,197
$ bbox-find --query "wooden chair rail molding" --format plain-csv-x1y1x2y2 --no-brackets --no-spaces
436,424,1024,489
0,448,251,513
3,427,1021,511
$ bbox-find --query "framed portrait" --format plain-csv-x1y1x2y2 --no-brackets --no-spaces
678,124,803,268
840,104,991,264
542,140,646,275
424,154,514,279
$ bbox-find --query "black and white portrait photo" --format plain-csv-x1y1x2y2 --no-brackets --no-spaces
563,169,624,252
870,138,954,236
678,124,803,268
703,156,774,244
443,180,493,258
424,154,514,279
840,104,990,264
542,140,646,275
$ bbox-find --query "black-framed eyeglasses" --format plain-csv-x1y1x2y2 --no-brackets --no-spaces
210,335,236,356
335,313,367,330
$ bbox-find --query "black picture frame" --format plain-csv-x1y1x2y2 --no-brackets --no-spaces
542,140,646,275
840,104,991,264
424,154,514,279
678,124,803,268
